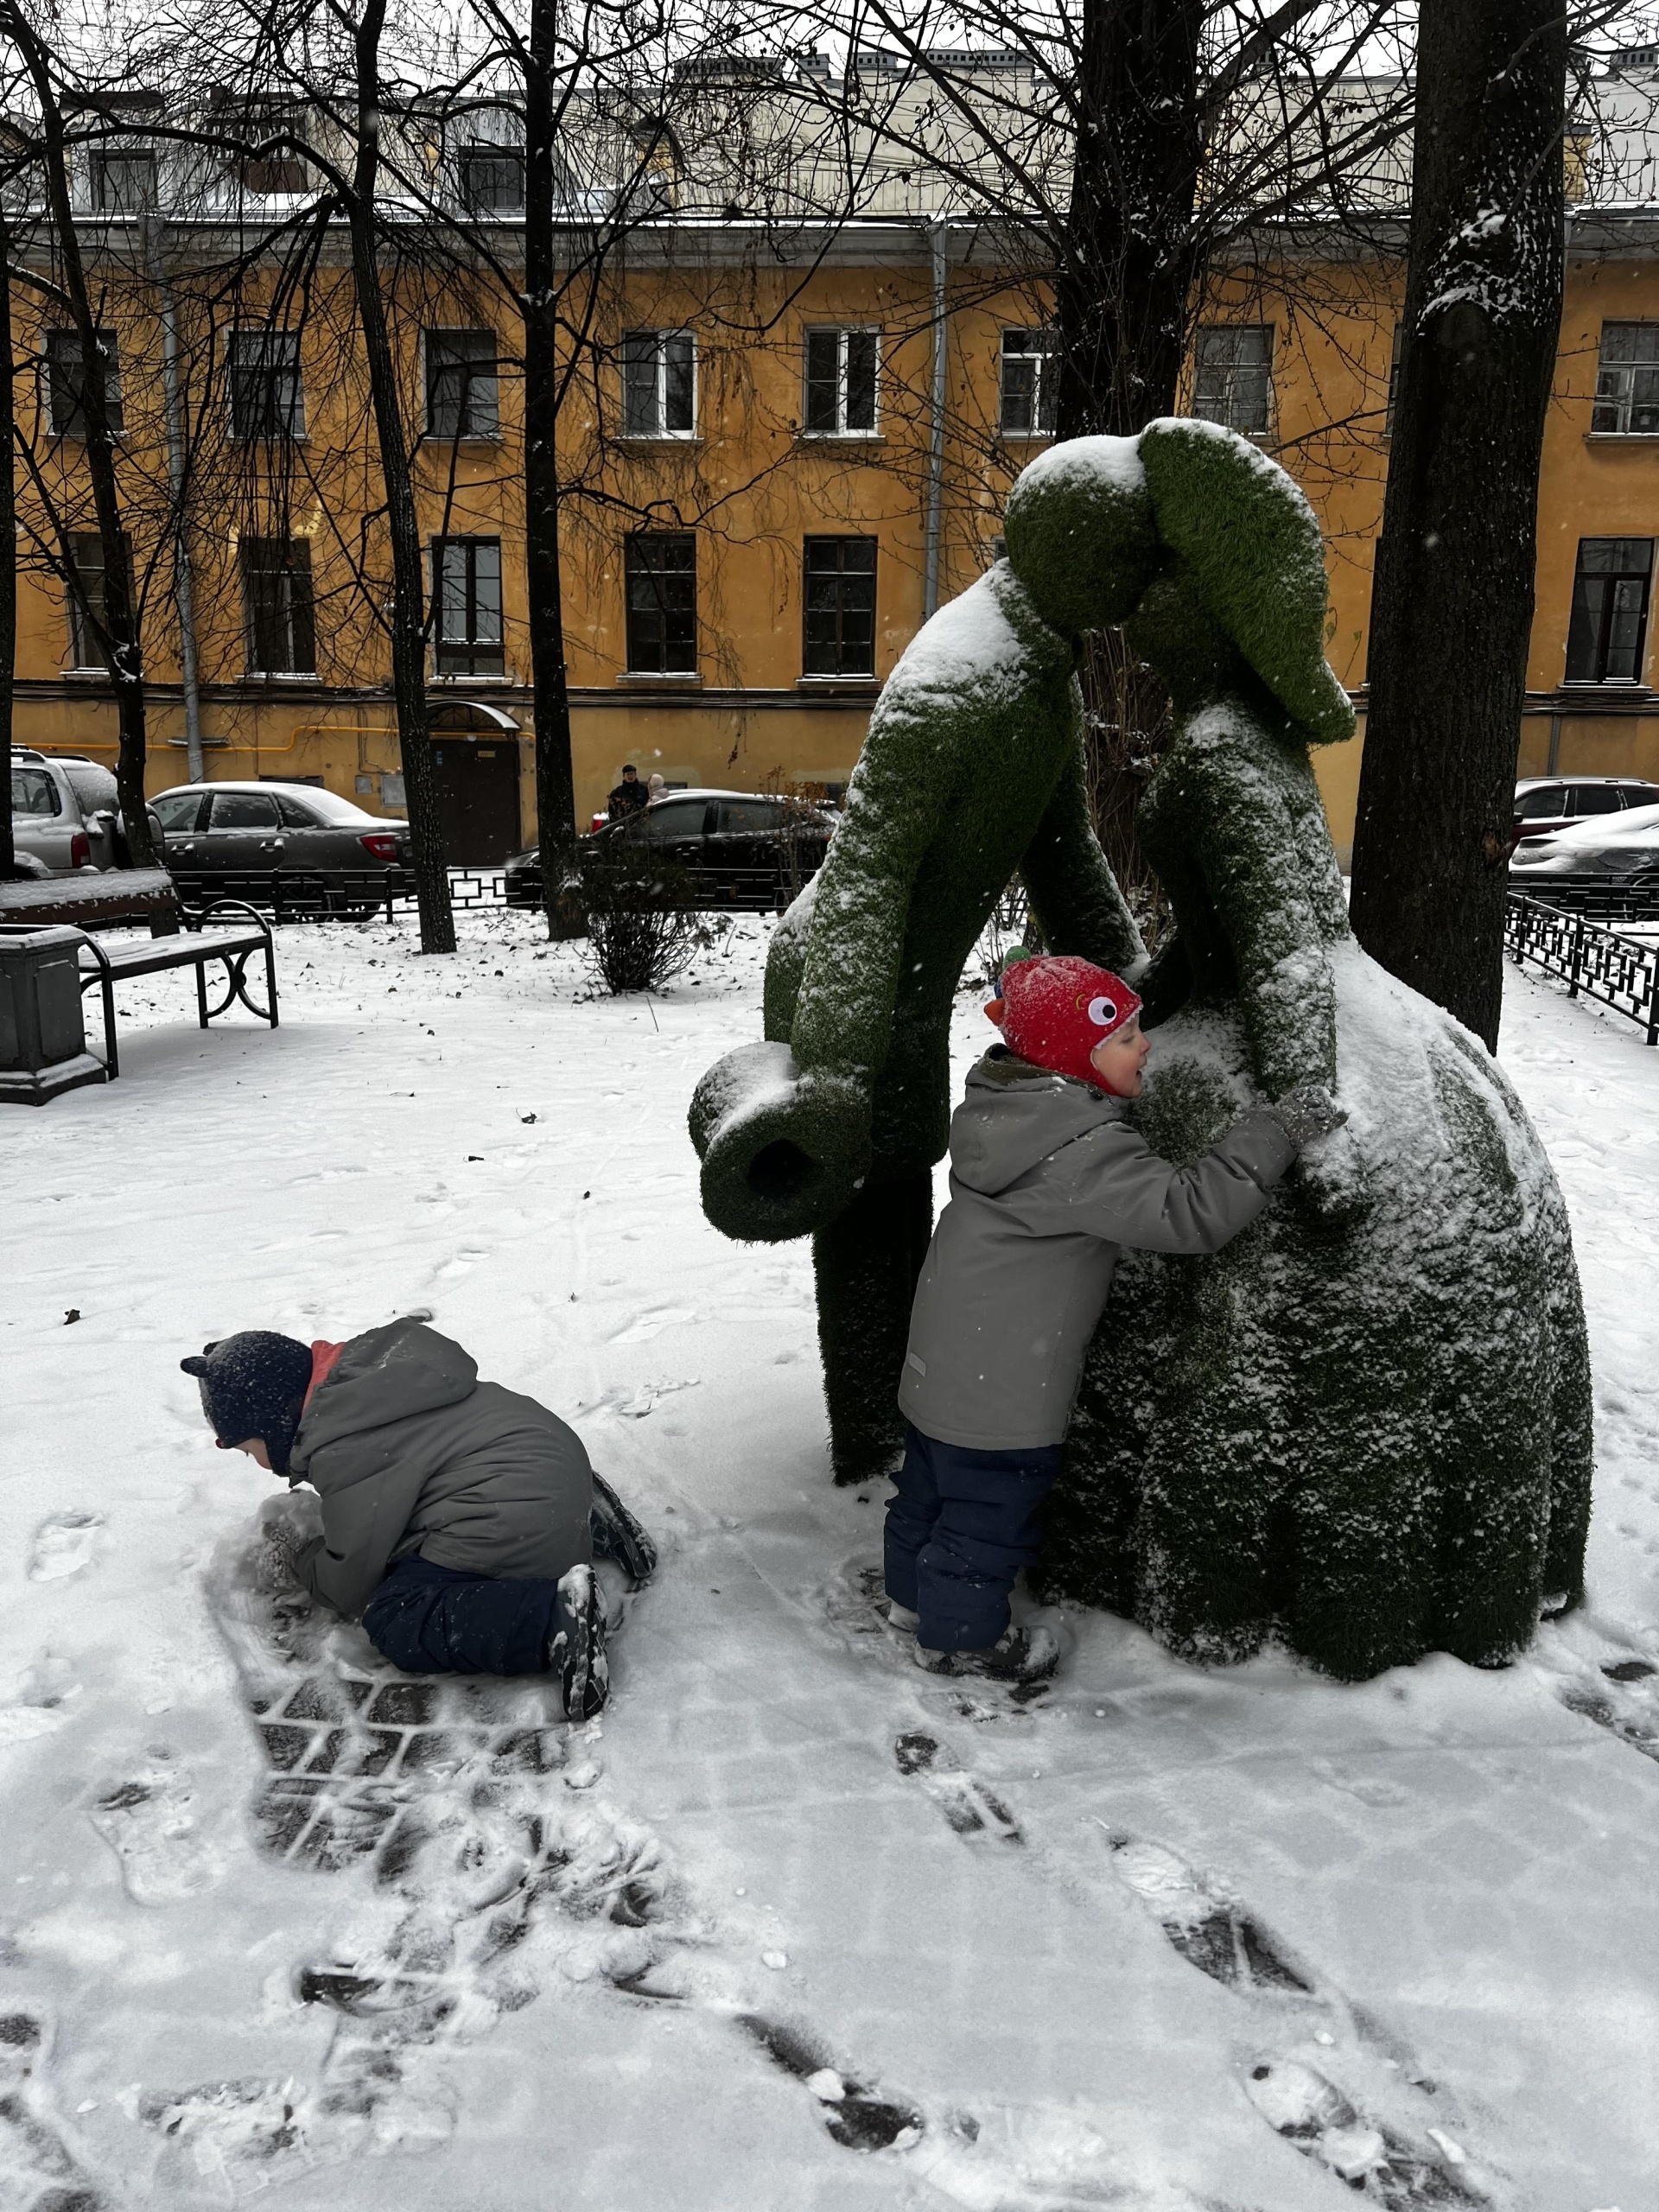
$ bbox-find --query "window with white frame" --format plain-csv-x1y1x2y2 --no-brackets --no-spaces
91,149,158,213
804,327,878,435
459,145,524,215
1565,537,1653,683
1192,325,1273,435
998,328,1057,436
621,329,696,436
1592,323,1659,434
65,531,130,669
241,538,317,673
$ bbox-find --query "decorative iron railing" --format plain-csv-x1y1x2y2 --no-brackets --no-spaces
1505,892,1659,1046
160,860,810,923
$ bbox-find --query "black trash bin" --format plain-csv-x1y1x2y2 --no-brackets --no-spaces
0,923,105,1104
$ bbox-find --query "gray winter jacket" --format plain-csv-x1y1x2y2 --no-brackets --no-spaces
899,1051,1297,1451
287,1319,592,1618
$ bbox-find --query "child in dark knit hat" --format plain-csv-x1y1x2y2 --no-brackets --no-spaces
182,1319,654,1719
888,950,1344,1682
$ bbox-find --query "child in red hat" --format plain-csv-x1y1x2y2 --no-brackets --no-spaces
887,950,1343,1681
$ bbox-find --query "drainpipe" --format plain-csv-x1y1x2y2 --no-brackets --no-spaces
144,213,205,782
923,216,948,621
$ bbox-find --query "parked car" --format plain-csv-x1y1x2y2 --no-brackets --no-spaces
1511,776,1659,847
10,748,142,876
1510,798,1659,899
151,780,411,913
505,789,838,912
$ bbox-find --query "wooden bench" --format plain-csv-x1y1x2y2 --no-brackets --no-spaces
0,869,279,1079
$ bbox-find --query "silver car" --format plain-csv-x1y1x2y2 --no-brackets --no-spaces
10,748,126,875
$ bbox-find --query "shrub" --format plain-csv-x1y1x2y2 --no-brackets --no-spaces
579,849,708,995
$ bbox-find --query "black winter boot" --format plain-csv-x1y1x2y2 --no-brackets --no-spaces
589,1473,658,1587
550,1565,609,1719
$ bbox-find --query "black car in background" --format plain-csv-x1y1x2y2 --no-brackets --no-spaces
505,789,838,912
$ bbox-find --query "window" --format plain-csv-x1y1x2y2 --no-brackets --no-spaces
276,793,323,827
459,145,524,215
1618,783,1659,808
1515,785,1566,822
1565,537,1654,683
240,538,316,673
1193,325,1274,434
91,150,157,213
624,533,696,673
804,328,878,435
208,791,281,830
630,125,683,209
228,331,304,440
11,766,60,817
432,537,505,676
1568,784,1623,816
45,328,123,437
151,791,207,831
1592,324,1659,434
1385,321,1404,433
621,329,695,437
999,328,1056,436
66,531,118,668
718,799,783,834
803,536,876,677
640,798,709,842
425,328,499,439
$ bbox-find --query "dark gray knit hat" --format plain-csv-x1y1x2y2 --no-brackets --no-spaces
181,1332,313,1473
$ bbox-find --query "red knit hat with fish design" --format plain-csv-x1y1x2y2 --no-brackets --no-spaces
989,955,1142,1089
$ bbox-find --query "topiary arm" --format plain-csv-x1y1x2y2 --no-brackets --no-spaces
787,703,953,1077
1194,731,1337,1098
1020,730,1146,977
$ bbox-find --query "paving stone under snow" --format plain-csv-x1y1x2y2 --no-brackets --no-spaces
0,909,1655,2210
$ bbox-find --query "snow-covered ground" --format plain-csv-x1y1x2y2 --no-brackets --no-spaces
2,912,1656,2212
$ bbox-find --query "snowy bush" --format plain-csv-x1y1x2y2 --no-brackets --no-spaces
581,850,706,996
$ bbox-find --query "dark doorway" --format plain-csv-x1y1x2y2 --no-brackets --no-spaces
431,737,521,864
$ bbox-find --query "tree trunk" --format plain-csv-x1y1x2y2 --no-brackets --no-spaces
348,0,454,955
1052,0,1205,441
7,8,156,865
1349,0,1566,1049
523,0,580,930
1052,0,1203,938
0,207,16,880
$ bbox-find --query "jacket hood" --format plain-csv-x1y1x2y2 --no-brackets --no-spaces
289,1319,477,1474
950,1048,1128,1196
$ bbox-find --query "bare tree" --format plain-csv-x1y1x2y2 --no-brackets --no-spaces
1349,0,1567,1047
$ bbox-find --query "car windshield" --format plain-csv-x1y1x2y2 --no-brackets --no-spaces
10,766,60,817
61,762,118,813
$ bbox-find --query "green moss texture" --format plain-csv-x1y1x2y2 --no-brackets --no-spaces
1040,419,1593,1678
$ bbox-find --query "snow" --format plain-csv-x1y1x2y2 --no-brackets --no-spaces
2,910,1656,2209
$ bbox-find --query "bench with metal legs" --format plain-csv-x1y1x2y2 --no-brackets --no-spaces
74,897,279,1079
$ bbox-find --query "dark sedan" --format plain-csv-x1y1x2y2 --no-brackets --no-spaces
152,780,411,914
505,789,837,912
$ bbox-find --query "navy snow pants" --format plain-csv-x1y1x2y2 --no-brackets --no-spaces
362,1554,577,1676
883,1421,1062,1652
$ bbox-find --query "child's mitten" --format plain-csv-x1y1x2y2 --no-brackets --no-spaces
1266,1084,1347,1149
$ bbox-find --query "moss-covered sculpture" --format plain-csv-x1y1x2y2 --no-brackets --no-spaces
691,417,1592,1676
689,438,1161,1479
1037,419,1592,1679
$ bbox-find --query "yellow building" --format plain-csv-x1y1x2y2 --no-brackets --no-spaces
16,193,1659,864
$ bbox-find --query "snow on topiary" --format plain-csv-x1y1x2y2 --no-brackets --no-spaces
690,437,1157,1480
1039,418,1592,1679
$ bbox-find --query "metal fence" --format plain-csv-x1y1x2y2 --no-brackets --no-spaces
1505,892,1659,1045
167,862,807,923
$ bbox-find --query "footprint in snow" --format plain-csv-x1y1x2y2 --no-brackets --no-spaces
88,1753,220,1907
0,2008,112,2209
1535,1630,1659,1764
154,1497,675,2177
1106,1835,1496,2209
28,1510,107,1583
894,1733,1023,1847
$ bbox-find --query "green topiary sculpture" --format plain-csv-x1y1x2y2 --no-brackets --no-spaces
689,437,1163,1479
1038,417,1592,1679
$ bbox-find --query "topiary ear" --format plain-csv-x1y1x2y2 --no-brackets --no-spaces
1137,418,1355,747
